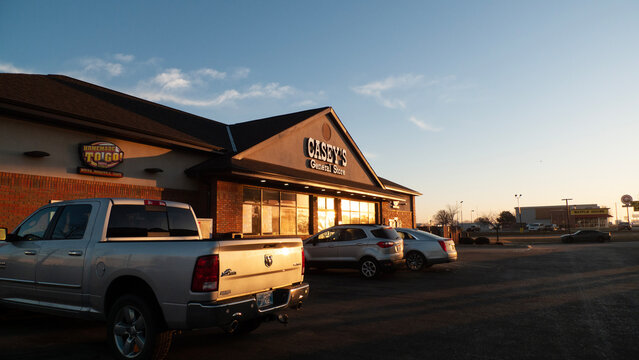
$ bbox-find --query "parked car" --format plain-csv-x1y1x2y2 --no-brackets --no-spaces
395,228,457,271
466,225,481,232
560,230,612,243
618,222,632,231
526,223,544,231
303,224,404,278
543,224,559,231
0,198,308,360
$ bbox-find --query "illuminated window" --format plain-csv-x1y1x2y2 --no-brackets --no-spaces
242,187,310,235
317,197,336,231
341,199,376,225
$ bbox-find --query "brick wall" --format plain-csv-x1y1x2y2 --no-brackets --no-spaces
216,180,242,235
0,171,205,230
381,201,414,228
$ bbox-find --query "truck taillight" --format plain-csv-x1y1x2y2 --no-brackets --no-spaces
438,240,447,252
377,241,395,248
144,200,166,207
191,255,219,292
301,249,305,276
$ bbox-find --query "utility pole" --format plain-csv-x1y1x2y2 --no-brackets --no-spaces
562,198,573,233
515,194,523,232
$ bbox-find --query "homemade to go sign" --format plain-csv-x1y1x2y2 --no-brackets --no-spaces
633,201,639,212
77,141,124,178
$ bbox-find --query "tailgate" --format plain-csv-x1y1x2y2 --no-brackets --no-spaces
216,238,304,301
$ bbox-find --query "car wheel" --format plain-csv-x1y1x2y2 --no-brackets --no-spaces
359,258,380,278
107,295,174,360
406,251,426,271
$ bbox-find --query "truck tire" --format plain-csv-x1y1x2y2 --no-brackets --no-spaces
107,294,174,360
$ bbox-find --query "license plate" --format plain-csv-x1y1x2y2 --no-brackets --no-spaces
256,291,273,309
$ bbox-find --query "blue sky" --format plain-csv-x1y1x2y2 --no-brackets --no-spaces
2,0,638,223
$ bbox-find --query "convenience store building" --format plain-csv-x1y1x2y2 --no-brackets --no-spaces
0,74,420,238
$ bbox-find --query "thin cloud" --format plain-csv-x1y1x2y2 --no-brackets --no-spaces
233,67,250,79
197,68,226,80
114,53,135,63
409,116,442,132
153,68,191,90
352,74,425,109
0,62,32,73
138,82,297,107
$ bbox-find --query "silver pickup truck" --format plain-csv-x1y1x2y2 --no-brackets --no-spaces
0,198,309,360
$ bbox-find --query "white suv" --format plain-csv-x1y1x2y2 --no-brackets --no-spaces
304,225,404,278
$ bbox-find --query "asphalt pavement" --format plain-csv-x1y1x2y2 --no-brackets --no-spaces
2,241,639,359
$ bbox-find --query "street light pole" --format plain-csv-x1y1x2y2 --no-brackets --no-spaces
515,194,523,232
460,201,464,228
471,209,475,223
562,198,573,233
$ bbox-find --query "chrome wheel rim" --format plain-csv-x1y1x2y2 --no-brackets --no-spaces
361,260,377,277
406,253,424,271
113,305,147,358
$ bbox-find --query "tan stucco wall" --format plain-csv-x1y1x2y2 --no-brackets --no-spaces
237,114,378,187
0,116,210,190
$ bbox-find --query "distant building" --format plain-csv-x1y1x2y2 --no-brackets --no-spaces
515,204,611,229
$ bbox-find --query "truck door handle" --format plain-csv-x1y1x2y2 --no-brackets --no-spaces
24,250,37,256
68,250,83,256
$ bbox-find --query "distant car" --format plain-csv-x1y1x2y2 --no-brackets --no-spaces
618,222,632,231
395,228,457,271
466,225,481,232
526,223,544,231
560,230,611,243
304,224,404,278
543,224,559,231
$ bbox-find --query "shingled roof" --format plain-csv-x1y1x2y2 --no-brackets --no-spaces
229,107,330,153
0,73,232,152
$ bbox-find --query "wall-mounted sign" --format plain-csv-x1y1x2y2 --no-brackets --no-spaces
305,137,347,176
77,141,124,178
570,208,609,216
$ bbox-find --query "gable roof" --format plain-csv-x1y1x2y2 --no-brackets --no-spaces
229,107,330,153
0,73,231,152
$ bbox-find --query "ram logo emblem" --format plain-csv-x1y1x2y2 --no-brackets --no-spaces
264,254,273,268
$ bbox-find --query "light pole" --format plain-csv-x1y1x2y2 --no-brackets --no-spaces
515,194,523,232
471,209,475,223
460,201,464,227
562,198,573,233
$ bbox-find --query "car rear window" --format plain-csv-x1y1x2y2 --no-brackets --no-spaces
107,205,198,238
371,228,399,240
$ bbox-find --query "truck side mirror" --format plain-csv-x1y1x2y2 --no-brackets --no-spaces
0,228,6,241
0,228,20,242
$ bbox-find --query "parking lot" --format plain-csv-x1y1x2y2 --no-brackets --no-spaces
2,241,639,359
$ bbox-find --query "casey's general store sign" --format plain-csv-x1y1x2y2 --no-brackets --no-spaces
305,137,347,176
77,141,124,178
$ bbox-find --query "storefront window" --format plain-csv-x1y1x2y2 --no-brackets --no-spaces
242,187,310,236
341,199,376,225
317,197,336,231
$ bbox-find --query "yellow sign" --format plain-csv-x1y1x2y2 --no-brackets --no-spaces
570,208,609,215
633,201,639,211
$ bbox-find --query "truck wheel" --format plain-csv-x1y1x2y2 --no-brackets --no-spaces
406,251,425,271
107,295,174,360
359,258,379,278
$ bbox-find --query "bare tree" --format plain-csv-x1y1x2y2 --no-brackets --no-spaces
433,204,460,226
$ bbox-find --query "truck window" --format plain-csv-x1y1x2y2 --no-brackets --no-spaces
51,205,92,239
16,207,60,240
107,205,169,238
167,207,199,236
107,205,198,238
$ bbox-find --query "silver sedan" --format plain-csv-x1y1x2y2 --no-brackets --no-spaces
396,228,458,271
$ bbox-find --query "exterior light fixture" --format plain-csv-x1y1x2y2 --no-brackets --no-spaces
321,189,325,192
260,179,266,183
304,186,309,189
23,151,50,158
284,183,289,186
336,191,341,194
